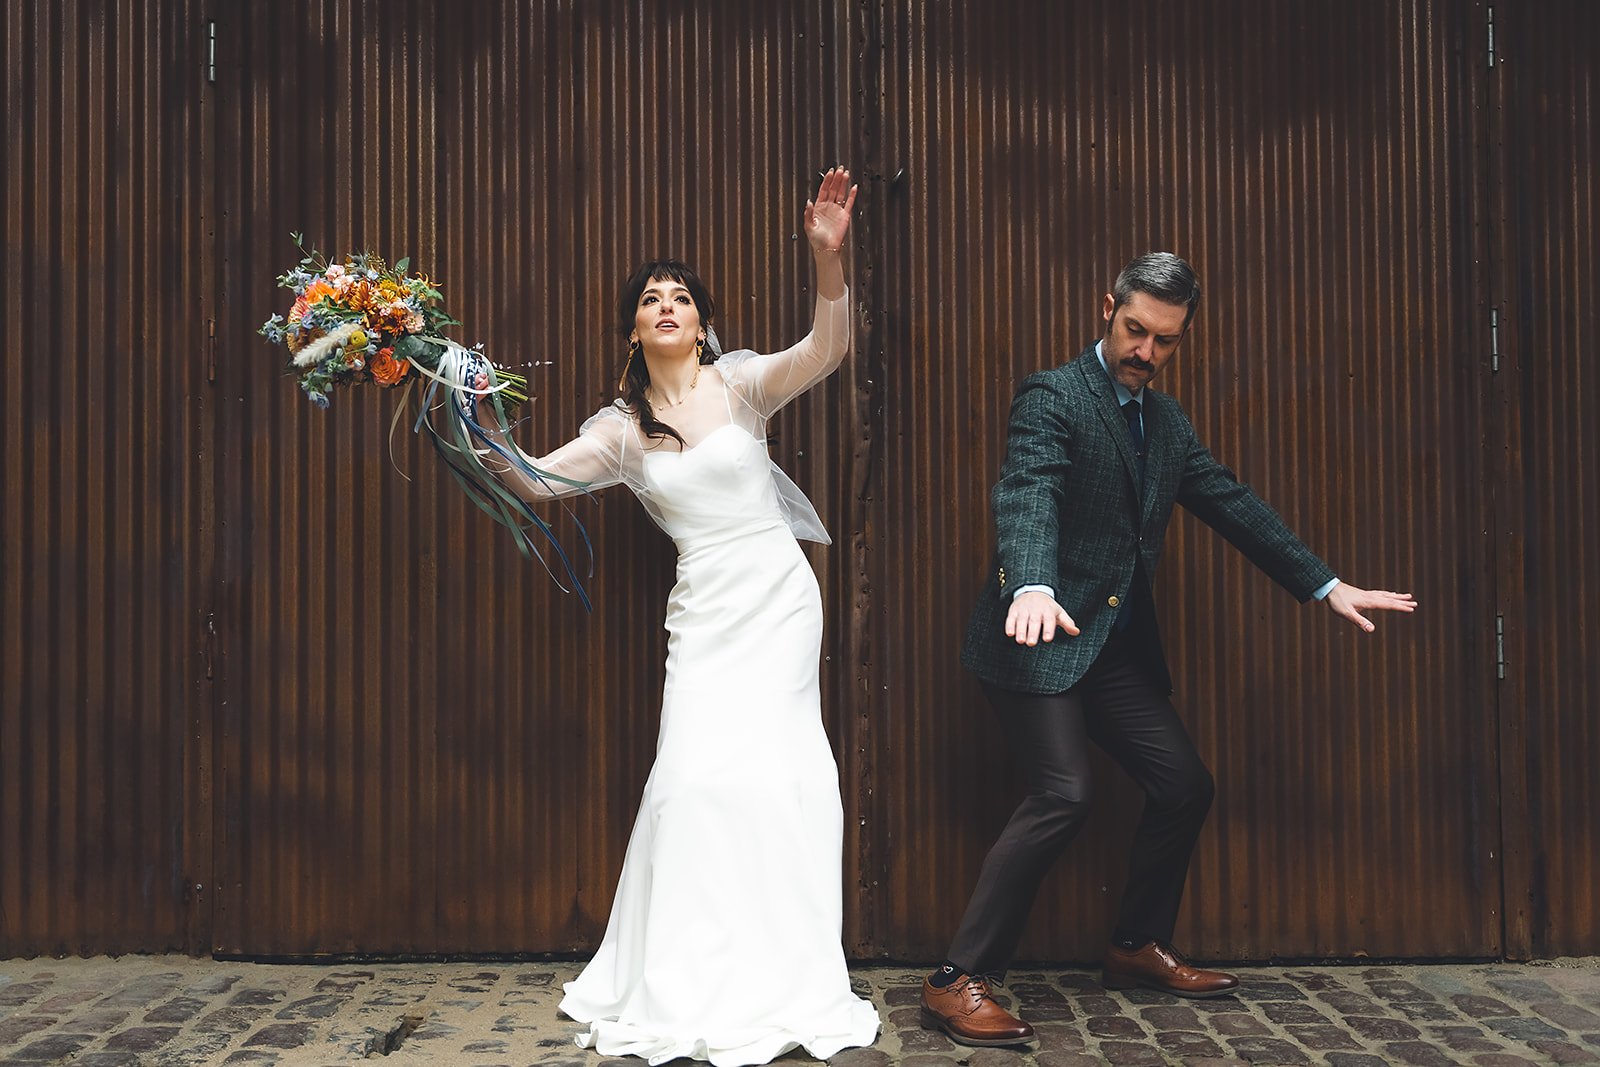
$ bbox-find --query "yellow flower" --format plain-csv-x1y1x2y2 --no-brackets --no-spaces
348,329,368,349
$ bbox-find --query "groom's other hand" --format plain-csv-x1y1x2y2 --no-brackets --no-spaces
1005,591,1081,646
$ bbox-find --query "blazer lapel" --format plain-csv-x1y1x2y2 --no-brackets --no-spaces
1077,352,1142,502
1140,394,1177,527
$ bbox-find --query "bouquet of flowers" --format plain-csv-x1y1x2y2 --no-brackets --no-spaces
259,234,593,608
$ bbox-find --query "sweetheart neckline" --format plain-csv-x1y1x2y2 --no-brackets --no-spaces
641,422,758,459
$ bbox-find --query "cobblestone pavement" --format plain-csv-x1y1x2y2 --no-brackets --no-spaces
2,956,1598,1066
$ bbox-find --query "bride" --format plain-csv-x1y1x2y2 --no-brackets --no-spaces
476,167,880,1066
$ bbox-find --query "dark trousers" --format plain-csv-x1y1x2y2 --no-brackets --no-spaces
946,632,1216,977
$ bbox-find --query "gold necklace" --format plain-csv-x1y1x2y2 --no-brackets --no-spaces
650,361,701,409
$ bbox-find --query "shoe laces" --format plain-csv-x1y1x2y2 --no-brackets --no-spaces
958,972,1006,1001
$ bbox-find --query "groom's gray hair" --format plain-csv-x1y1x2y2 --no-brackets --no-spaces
1112,252,1201,331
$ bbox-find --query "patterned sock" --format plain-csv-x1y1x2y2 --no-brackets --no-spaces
929,962,965,988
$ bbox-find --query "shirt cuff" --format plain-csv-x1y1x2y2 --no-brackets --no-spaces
1312,577,1340,601
1012,584,1055,600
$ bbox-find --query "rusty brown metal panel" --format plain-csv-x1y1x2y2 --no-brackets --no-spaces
864,0,1498,961
0,0,213,956
210,0,862,955
1492,0,1600,958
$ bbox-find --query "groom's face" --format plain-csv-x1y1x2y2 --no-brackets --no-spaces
1101,291,1190,392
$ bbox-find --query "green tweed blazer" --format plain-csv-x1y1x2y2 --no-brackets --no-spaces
961,345,1336,695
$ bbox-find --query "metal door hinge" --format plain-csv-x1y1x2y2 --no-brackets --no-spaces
1490,308,1500,373
207,21,216,84
1487,7,1496,69
1495,613,1506,680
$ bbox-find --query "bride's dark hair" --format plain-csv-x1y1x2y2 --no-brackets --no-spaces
617,260,719,448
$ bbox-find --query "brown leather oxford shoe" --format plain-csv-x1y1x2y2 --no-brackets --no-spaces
919,972,1036,1047
1102,941,1240,999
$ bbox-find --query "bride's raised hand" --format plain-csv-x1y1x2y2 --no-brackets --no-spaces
804,166,857,253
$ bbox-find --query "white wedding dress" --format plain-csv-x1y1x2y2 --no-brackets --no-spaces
515,292,880,1065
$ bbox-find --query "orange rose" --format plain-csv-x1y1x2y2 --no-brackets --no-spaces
369,346,409,386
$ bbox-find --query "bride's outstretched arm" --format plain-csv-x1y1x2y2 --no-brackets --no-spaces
475,406,625,503
731,167,859,417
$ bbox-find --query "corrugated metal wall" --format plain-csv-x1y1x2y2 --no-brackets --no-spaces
2,0,1594,961
1,0,214,955
1490,0,1600,959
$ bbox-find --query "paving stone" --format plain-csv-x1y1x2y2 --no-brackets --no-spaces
1321,990,1384,1014
883,985,922,1007
97,974,182,1008
1396,1000,1461,1022
1120,987,1180,1005
1263,1001,1331,1024
887,1006,922,1028
312,970,372,993
1236,981,1308,1001
516,971,557,987
1076,994,1124,1014
1325,1055,1392,1067
73,1054,143,1067
144,995,208,1023
1368,979,1436,1003
35,989,100,1012
228,988,285,1007
896,1055,962,1066
1586,1033,1600,1049
1455,994,1518,1018
1536,1002,1600,1030
1179,1059,1251,1067
1430,1023,1506,1051
273,993,343,1020
0,982,50,1007
1384,1039,1460,1066
196,1005,271,1033
1155,1029,1225,1057
1286,971,1347,991
1210,1013,1272,1036
1284,1023,1364,1050
220,1053,281,1065
0,1014,58,1044
1141,1004,1203,1030
1032,1023,1087,1051
1226,1036,1312,1064
103,1025,180,1052
183,973,243,997
65,1008,130,1033
1484,1015,1566,1041
244,1021,314,1049
1528,1040,1600,1064
1033,1053,1103,1067
896,1027,956,1052
1086,1014,1145,1038
9,1032,93,1061
1055,974,1102,993
1488,978,1563,1001
967,1049,1032,1066
827,1049,892,1067
1471,1055,1543,1066
1346,1014,1423,1040
1096,1039,1167,1065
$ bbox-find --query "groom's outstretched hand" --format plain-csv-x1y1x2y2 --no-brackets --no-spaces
1324,582,1417,633
1006,591,1081,646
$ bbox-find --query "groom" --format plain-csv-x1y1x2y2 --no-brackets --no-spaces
919,253,1415,1046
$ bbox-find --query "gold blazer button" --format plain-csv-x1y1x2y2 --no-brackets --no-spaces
1107,595,1121,607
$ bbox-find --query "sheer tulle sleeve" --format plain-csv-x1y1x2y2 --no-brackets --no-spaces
719,289,851,418
501,403,630,501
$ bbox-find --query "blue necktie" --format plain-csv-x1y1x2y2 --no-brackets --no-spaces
1116,398,1146,633
1122,399,1145,483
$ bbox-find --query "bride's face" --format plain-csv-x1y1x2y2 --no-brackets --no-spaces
632,277,705,356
